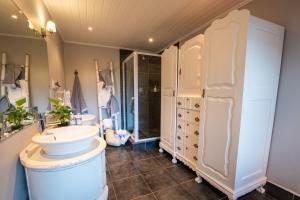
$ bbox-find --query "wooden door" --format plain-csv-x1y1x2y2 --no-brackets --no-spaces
197,10,250,187
160,46,178,149
178,34,204,97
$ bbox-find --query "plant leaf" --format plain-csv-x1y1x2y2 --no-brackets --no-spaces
15,98,26,107
48,97,61,105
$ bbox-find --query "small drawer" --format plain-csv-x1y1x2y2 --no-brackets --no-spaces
185,97,192,109
187,110,200,124
191,97,201,111
177,97,185,108
176,120,185,132
177,108,185,121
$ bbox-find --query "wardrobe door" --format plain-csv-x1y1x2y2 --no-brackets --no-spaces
160,46,178,148
198,10,250,186
178,34,204,97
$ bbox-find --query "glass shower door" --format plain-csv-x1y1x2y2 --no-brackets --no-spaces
123,56,135,134
138,54,161,139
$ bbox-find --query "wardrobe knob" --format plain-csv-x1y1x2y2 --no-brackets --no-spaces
178,125,181,129
195,117,200,122
186,147,188,150
177,136,181,140
193,156,198,161
186,136,188,138
194,103,200,108
194,130,199,136
178,102,182,106
177,147,181,150
186,123,189,126
178,113,182,118
193,144,198,148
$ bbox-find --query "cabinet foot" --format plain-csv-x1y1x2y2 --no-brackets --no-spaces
172,157,177,164
256,186,265,194
159,148,164,153
195,176,202,184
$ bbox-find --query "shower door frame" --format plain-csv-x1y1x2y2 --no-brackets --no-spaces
122,51,161,143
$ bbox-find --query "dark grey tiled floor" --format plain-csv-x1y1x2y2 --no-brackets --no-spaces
106,145,280,200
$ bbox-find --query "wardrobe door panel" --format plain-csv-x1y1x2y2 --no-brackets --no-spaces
198,10,250,185
178,34,204,97
161,46,178,148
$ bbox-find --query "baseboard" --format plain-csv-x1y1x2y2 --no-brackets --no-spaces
265,181,300,200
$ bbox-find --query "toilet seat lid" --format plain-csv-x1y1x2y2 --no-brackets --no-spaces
19,137,106,169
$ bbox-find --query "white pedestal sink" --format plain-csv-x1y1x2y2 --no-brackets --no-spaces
32,125,99,156
81,114,96,125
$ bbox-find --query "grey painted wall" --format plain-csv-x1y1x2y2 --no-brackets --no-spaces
242,0,300,195
64,43,121,127
0,35,49,112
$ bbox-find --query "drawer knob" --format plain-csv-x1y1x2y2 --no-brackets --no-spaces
186,136,188,138
177,147,181,150
178,113,182,118
193,156,198,161
177,136,181,140
186,123,189,126
186,98,190,101
195,117,200,122
194,130,199,136
186,147,188,150
193,144,198,148
178,125,182,129
178,102,182,106
194,103,200,108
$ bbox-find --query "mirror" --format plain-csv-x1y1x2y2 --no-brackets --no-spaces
0,0,49,140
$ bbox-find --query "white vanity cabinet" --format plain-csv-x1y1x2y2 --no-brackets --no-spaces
159,45,178,163
196,10,285,200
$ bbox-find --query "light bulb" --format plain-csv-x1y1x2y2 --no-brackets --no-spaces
46,20,56,33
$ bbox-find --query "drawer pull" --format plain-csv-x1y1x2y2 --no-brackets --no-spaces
177,101,182,106
177,147,181,150
177,136,181,140
194,103,200,108
193,144,198,148
195,117,200,122
178,125,182,129
178,113,182,118
194,130,199,136
193,156,198,161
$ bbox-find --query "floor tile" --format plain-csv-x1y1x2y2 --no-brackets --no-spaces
154,154,176,168
166,164,195,183
181,180,226,200
143,168,178,192
134,194,157,200
265,182,294,200
239,191,278,200
130,149,154,161
107,148,132,167
154,185,194,200
109,162,140,181
113,175,151,200
134,158,161,173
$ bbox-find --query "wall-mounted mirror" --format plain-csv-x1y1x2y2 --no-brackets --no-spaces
0,0,49,139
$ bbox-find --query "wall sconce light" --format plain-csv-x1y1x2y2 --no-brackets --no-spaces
28,20,56,38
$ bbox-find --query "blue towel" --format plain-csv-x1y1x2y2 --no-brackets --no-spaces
71,72,88,114
99,70,113,88
106,95,119,117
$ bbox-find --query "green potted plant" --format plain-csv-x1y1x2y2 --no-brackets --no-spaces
48,98,72,126
0,98,32,131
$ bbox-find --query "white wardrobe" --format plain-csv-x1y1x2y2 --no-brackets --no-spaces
159,46,178,163
160,9,284,200
196,10,284,200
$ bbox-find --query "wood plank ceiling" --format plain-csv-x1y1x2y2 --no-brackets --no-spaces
43,0,249,52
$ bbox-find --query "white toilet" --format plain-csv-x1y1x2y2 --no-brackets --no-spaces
20,137,108,200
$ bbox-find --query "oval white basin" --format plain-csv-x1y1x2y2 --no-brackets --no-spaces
32,125,99,156
81,114,96,125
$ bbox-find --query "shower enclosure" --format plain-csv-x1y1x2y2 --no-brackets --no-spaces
122,52,161,142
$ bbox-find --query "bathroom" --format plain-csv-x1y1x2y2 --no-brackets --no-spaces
0,0,299,200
